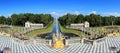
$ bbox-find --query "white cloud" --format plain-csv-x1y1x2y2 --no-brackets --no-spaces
50,12,56,15
50,11,81,18
50,11,64,18
64,12,68,15
89,11,96,14
103,12,120,17
74,11,80,15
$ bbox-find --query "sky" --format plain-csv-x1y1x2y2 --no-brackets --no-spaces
0,0,120,18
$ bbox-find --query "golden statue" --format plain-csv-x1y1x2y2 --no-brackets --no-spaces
52,30,64,48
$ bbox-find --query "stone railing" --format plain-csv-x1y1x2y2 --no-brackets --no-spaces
81,37,106,45
65,37,81,45
12,37,52,45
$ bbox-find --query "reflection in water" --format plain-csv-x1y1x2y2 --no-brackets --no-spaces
37,19,79,39
52,19,62,39
37,32,79,39
62,33,79,39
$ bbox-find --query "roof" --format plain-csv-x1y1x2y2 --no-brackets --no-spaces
84,21,89,23
25,21,32,24
71,23,84,26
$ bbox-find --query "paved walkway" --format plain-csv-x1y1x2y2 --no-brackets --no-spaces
0,36,120,53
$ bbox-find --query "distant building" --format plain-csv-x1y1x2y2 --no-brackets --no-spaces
70,23,84,29
25,21,44,29
69,21,89,29
84,21,89,28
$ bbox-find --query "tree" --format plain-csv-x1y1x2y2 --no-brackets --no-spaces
0,16,6,24
6,17,11,25
10,13,53,26
58,13,120,27
75,14,84,23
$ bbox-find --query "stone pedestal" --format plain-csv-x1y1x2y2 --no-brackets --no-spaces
81,38,85,44
49,40,52,46
65,40,68,46
93,41,97,45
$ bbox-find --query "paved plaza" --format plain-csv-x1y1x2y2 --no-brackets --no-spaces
0,36,120,53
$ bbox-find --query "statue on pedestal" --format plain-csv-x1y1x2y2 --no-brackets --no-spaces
52,29,64,48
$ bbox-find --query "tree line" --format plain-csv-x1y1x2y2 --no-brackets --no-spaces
58,13,120,27
0,13,54,26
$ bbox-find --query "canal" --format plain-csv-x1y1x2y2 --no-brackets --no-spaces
37,19,79,39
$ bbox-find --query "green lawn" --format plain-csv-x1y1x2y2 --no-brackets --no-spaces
0,22,54,37
0,26,24,34
60,24,84,37
25,22,54,37
87,25,120,34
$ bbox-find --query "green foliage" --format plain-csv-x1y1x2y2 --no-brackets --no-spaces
75,14,84,23
58,13,120,27
0,16,6,24
60,24,84,37
25,21,54,37
0,13,53,26
58,13,77,26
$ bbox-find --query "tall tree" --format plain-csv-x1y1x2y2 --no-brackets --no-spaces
75,14,84,23
59,13,120,27
0,16,6,24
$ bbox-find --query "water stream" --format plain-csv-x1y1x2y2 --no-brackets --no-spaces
52,19,62,39
37,19,79,39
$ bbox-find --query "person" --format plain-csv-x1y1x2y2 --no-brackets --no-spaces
117,50,120,53
0,50,3,53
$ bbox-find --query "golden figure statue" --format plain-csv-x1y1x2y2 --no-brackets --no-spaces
52,30,64,48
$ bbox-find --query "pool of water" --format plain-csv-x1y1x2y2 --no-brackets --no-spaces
37,32,79,39
37,19,79,39
62,33,79,39
37,19,61,39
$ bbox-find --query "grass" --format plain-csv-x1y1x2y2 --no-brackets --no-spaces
0,22,54,37
60,24,84,37
25,22,54,37
0,26,24,34
87,25,120,34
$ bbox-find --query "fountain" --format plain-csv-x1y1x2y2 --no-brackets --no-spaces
52,29,64,48
52,19,65,48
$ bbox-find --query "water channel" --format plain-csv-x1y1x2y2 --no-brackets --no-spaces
37,19,79,39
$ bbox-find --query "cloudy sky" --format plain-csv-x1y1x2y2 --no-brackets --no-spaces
0,0,120,18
